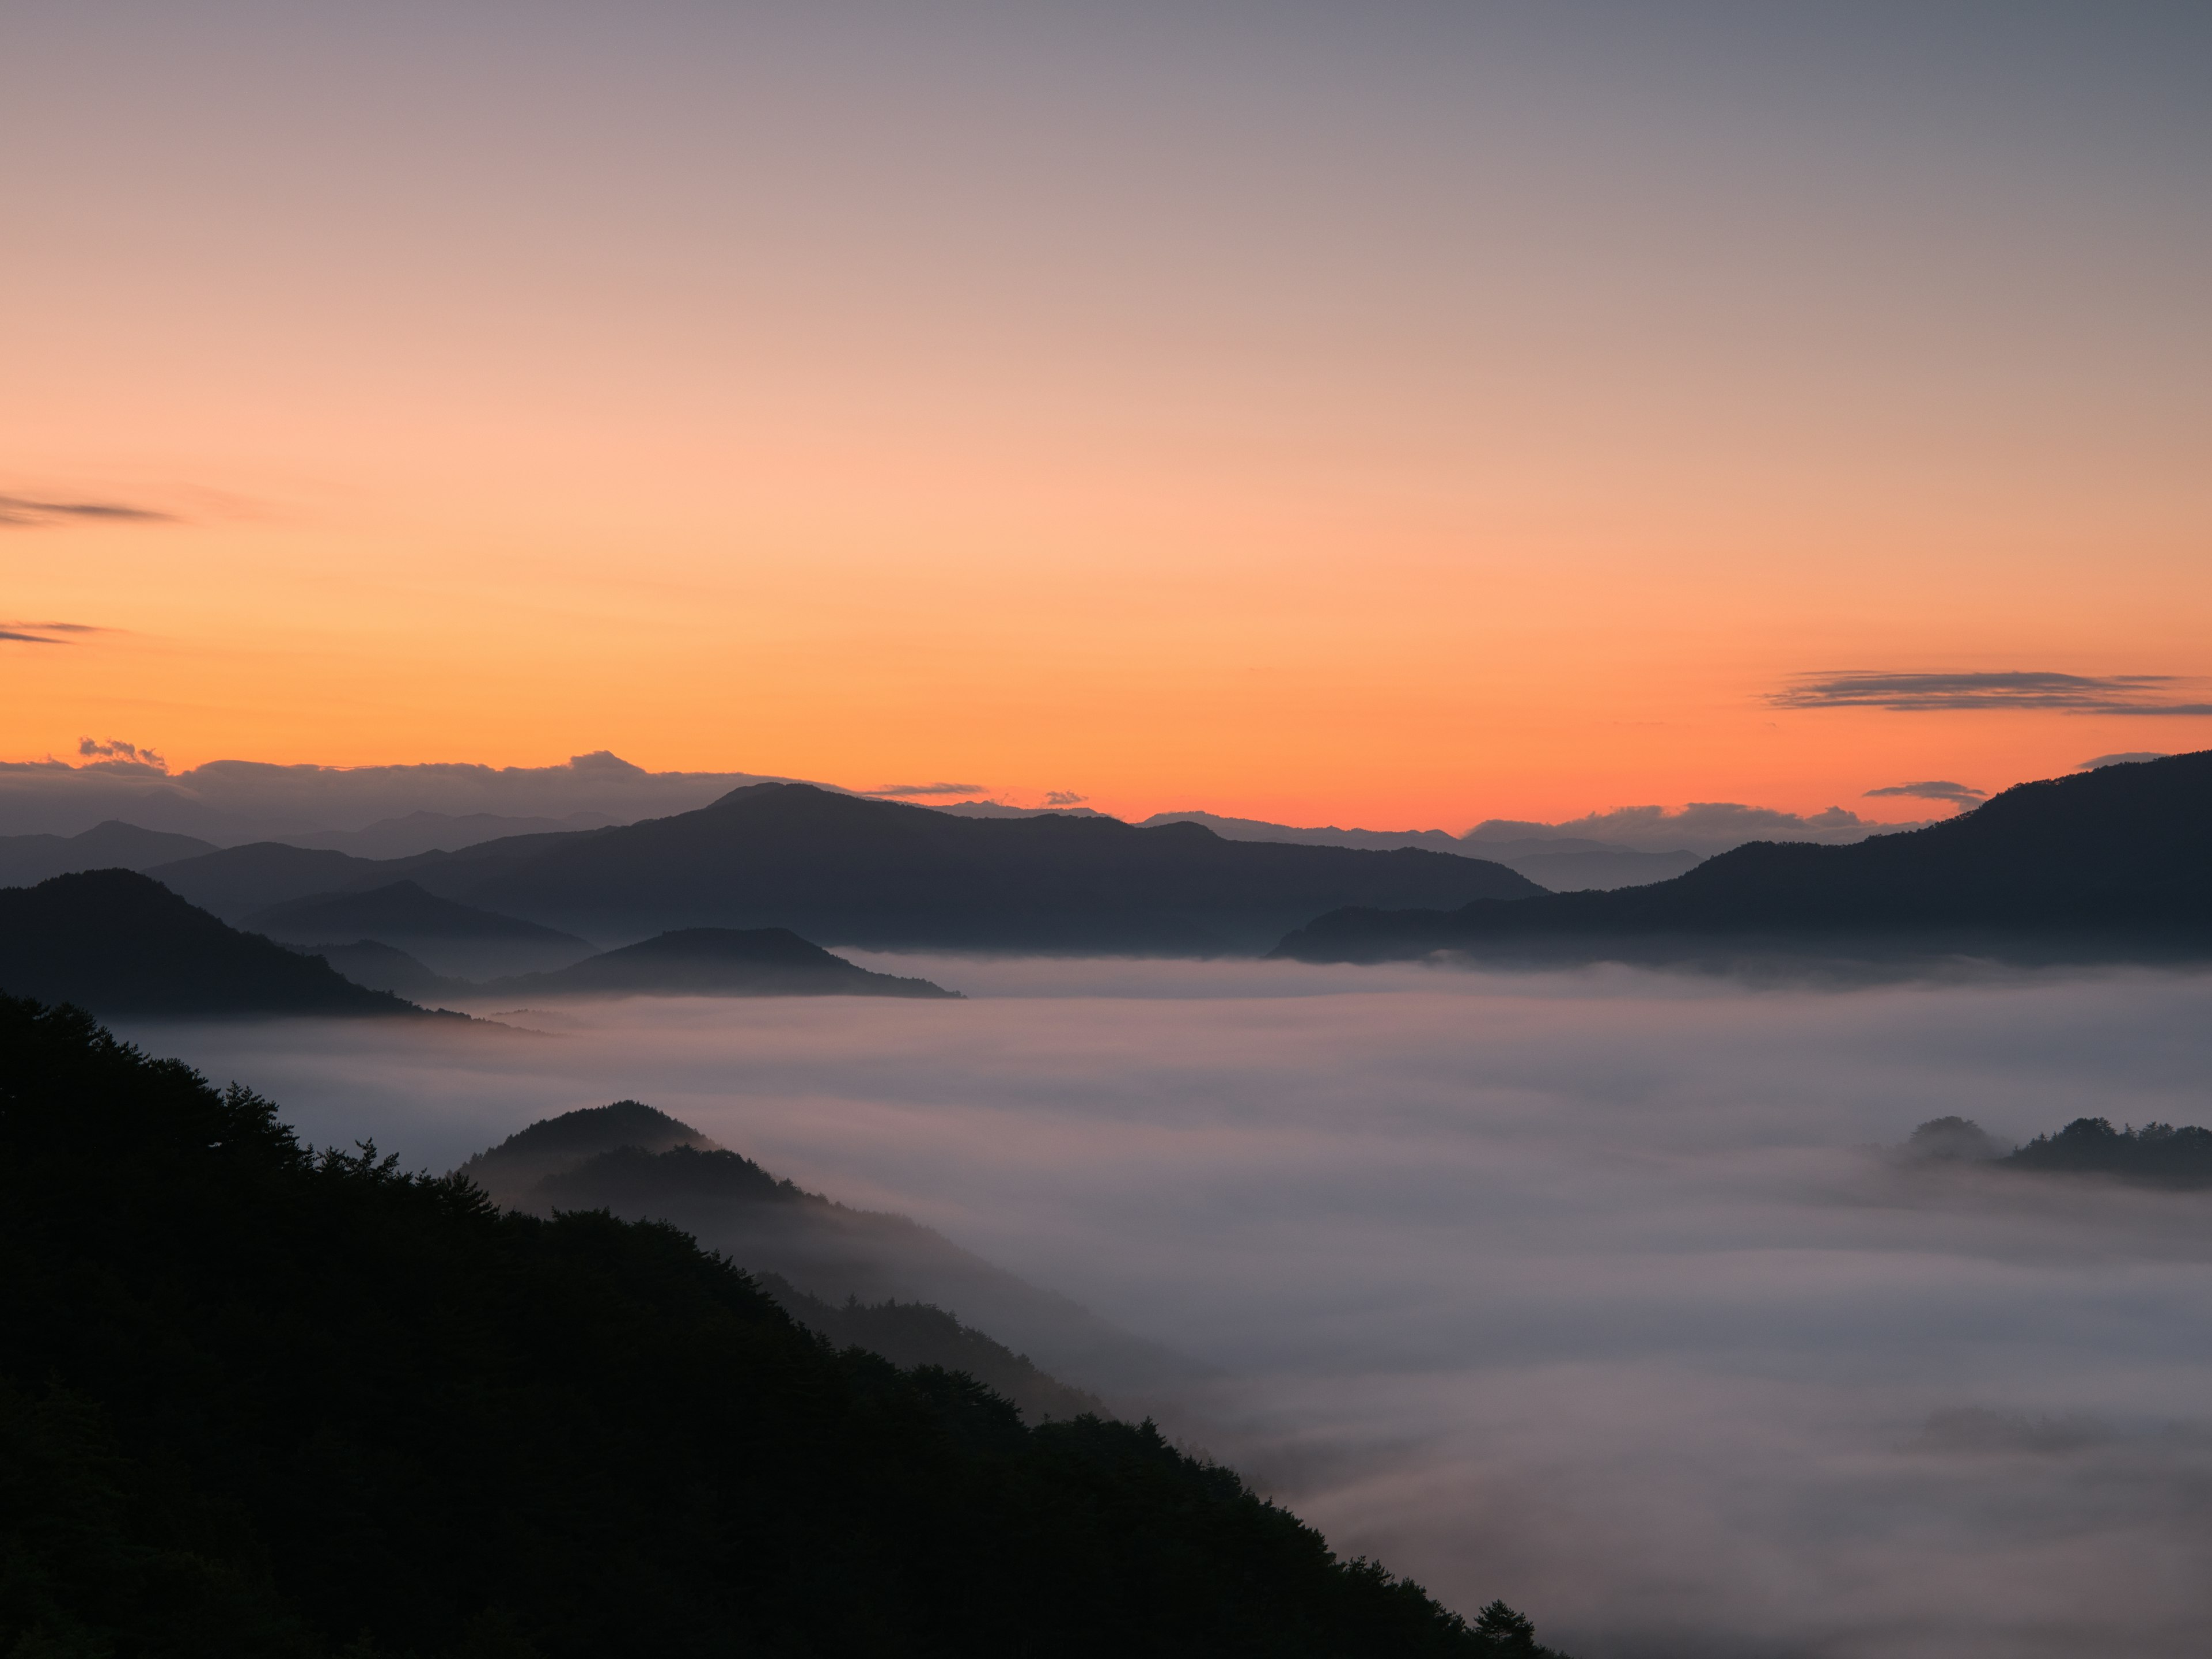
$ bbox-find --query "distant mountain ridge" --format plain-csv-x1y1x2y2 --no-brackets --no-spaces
156,782,1543,956
0,820,218,887
1136,810,1702,892
247,880,595,978
1275,751,2212,966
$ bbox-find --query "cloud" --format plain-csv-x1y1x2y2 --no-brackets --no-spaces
77,737,166,770
1863,779,1986,806
1772,671,2212,716
1044,790,1088,806
0,620,104,645
116,962,2212,1657
0,494,175,528
869,782,987,798
2078,752,2169,770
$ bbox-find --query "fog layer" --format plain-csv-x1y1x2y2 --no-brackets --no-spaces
122,961,2212,1658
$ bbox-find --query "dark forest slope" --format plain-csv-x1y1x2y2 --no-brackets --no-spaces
0,998,1517,1658
0,870,427,1017
1277,751,2212,965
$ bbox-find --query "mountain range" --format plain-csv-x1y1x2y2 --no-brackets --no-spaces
1275,751,2212,967
151,782,1543,955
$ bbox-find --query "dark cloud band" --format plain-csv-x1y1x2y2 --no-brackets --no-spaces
0,494,174,528
1863,780,1986,805
1774,671,2212,717
870,782,987,798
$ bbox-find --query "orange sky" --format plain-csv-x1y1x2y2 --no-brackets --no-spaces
6,3,2208,828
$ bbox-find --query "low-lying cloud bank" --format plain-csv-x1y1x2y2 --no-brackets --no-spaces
119,959,2212,1658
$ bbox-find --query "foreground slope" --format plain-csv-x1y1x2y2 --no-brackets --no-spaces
1277,752,2212,965
0,870,428,1018
0,998,1509,1658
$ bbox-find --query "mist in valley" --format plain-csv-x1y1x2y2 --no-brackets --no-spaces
119,960,2212,1658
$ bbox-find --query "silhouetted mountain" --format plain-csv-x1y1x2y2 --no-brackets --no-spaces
1276,752,2212,966
1,997,1513,1658
1132,812,1700,891
460,1103,1202,1404
271,808,617,859
0,819,217,887
304,939,476,1002
146,840,385,918
385,783,1543,954
245,880,595,978
0,870,428,1018
477,927,959,998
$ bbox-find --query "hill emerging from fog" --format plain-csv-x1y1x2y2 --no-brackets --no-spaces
0,820,218,887
0,997,1525,1657
460,1101,1199,1405
155,783,1544,956
245,879,595,978
0,870,431,1018
1276,752,2212,967
476,927,960,999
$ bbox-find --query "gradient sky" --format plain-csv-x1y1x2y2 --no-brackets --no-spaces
6,1,2209,827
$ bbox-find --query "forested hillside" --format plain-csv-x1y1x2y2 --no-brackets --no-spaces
0,996,1551,1658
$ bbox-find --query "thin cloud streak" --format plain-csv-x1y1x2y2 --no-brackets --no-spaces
1775,671,2212,717
0,494,174,528
1864,780,1986,805
869,782,987,798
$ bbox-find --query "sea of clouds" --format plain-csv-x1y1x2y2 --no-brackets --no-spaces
119,960,2212,1658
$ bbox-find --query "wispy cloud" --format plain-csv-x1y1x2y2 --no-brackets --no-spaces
0,494,175,528
77,737,166,770
1773,671,2212,716
0,620,107,646
869,781,987,798
1044,790,1088,806
1863,780,1986,806
2078,752,2169,770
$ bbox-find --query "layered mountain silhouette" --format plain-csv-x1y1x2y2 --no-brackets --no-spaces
0,870,430,1017
458,1101,1201,1404
304,938,476,1002
1276,751,2212,966
147,840,386,918
476,927,959,998
158,783,1541,954
245,879,594,977
0,820,217,887
1133,810,1700,892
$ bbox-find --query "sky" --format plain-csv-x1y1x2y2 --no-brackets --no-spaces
6,1,2210,827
